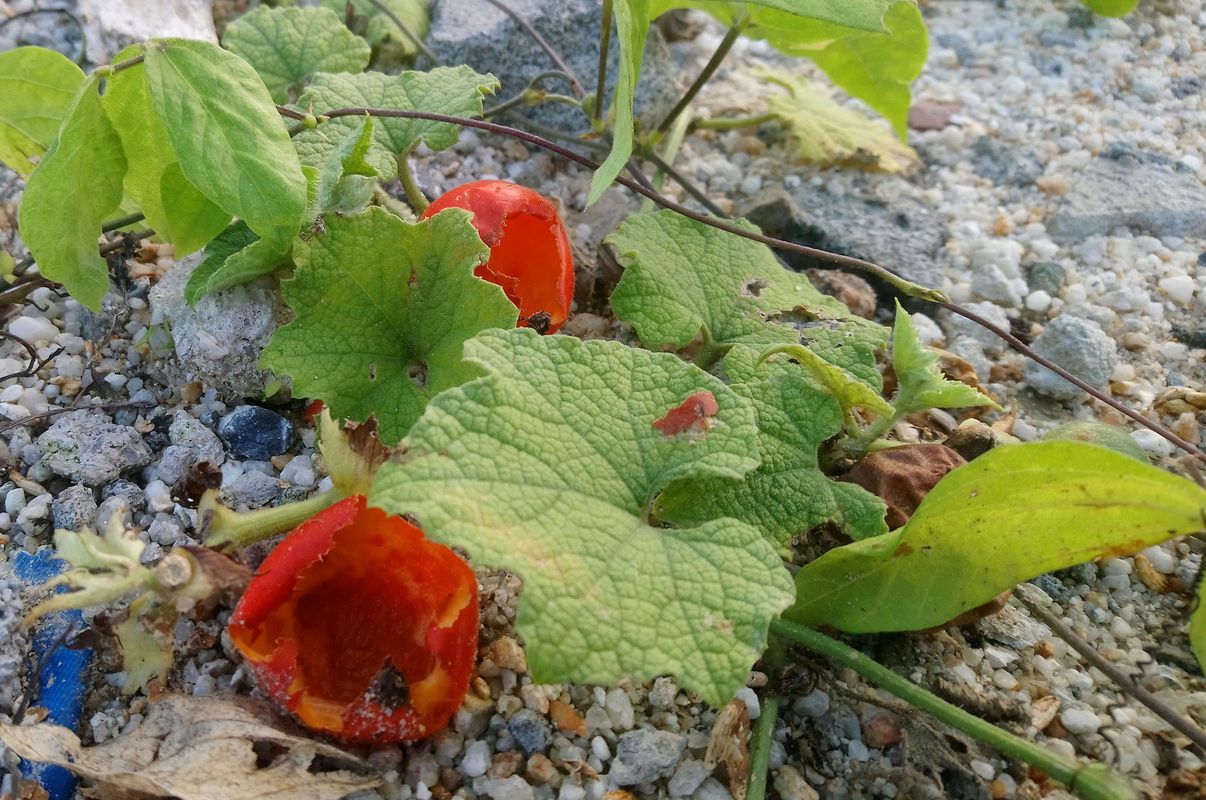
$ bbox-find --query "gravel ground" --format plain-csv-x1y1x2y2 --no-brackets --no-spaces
1,1,1205,799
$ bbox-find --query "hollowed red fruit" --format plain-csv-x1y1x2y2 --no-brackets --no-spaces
422,179,574,333
228,495,478,744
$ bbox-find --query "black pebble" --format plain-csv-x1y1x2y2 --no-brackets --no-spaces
217,406,294,461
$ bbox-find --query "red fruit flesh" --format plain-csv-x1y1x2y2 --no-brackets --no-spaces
423,180,573,333
229,496,478,744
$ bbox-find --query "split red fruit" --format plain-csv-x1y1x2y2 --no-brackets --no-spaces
228,495,478,744
422,179,574,333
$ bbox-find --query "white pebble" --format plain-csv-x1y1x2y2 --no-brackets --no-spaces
969,759,995,780
1140,546,1177,575
992,669,1019,691
143,479,174,513
8,316,58,344
1025,290,1051,312
1060,708,1101,735
733,686,761,720
459,740,491,778
4,488,25,517
1157,274,1195,304
1130,429,1174,458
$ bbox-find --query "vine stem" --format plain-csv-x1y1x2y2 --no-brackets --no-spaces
746,696,780,800
397,152,429,212
769,619,1137,800
286,104,1203,464
694,112,777,131
1014,584,1206,753
656,15,749,135
594,0,613,122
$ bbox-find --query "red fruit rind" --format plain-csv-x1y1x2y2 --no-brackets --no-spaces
652,391,720,438
422,180,574,333
229,496,478,744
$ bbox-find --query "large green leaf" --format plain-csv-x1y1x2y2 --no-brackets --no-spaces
650,0,894,31
222,6,371,103
587,0,649,206
293,68,498,178
103,48,230,257
749,1,927,138
18,76,126,310
371,329,792,706
797,317,887,391
0,46,85,176
1081,0,1139,16
261,207,518,444
608,210,846,352
787,442,1206,633
143,38,307,245
657,345,887,547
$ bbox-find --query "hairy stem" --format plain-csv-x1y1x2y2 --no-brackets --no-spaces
656,16,749,135
770,620,1136,800
594,0,613,122
747,696,780,800
397,153,429,213
694,112,777,131
201,489,347,550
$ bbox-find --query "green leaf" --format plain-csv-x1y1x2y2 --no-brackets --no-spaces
657,345,887,548
759,342,892,425
222,6,371,104
323,0,430,57
293,68,499,178
17,75,126,310
0,46,85,176
786,442,1206,633
1191,583,1206,673
588,0,649,206
261,207,518,444
314,116,377,216
759,68,918,172
103,49,230,257
890,300,997,415
651,0,895,31
183,222,259,307
797,317,887,391
371,329,792,706
1081,0,1139,16
608,210,846,352
143,38,307,245
742,1,927,138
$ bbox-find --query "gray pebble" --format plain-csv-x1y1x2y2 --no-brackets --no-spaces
51,485,97,531
608,729,686,786
221,470,283,511
508,708,553,754
101,479,146,516
1027,261,1066,297
37,411,153,486
1024,315,1117,400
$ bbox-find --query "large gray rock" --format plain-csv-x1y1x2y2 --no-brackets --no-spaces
743,186,946,292
607,728,686,786
1024,314,1117,401
78,0,217,63
149,253,288,401
426,0,678,133
37,411,153,486
1049,157,1206,242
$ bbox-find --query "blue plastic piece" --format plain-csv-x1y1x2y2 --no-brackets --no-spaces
12,550,93,800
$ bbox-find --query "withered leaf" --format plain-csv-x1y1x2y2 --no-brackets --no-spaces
0,694,380,800
705,698,751,800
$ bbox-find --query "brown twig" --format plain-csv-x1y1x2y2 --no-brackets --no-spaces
0,331,64,384
1015,584,1206,753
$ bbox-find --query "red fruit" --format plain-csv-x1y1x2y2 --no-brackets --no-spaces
422,180,574,333
228,496,478,744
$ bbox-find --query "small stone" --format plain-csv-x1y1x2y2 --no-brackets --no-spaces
169,412,224,462
221,470,282,510
1025,290,1052,313
51,485,97,531
908,101,955,131
945,301,1011,356
859,709,901,749
692,778,733,800
1024,315,1117,400
1140,545,1177,575
509,709,553,754
479,775,536,800
4,488,25,518
101,479,146,516
607,729,686,786
549,699,587,736
1060,708,1101,735
1027,262,1066,296
526,753,559,786
460,741,492,778
482,636,528,673
668,760,712,797
974,604,1050,649
793,690,829,718
279,454,316,488
37,411,154,486
970,760,995,781
992,669,1019,691
1158,274,1196,305
647,677,677,710
488,751,526,780
773,766,819,800
217,406,294,460
8,315,59,344
605,688,635,730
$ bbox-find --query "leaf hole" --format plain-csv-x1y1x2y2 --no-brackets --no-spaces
368,363,377,382
408,361,428,388
742,278,769,298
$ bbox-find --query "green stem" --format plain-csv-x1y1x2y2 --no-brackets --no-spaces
747,697,780,800
202,489,347,550
770,620,1137,800
693,112,777,132
594,0,613,123
692,328,727,370
397,153,429,213
656,16,750,135
641,109,693,214
363,0,440,64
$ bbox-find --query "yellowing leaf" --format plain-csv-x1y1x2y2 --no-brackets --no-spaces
787,442,1206,633
760,69,918,172
0,46,85,175
0,695,380,800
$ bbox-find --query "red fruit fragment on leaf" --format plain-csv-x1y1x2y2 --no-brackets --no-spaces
228,496,478,744
653,391,720,437
422,180,574,333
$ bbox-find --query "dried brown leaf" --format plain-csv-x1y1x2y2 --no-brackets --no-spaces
0,694,380,800
705,698,751,800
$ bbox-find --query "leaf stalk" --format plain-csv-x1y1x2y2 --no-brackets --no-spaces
746,696,780,800
656,15,750,135
201,488,347,550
